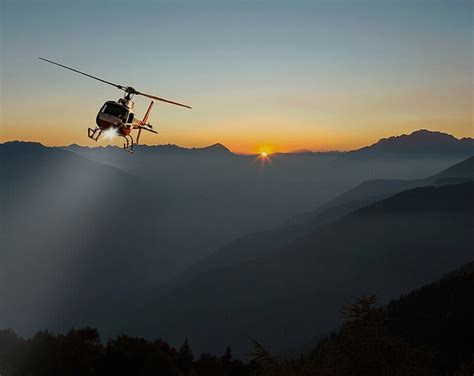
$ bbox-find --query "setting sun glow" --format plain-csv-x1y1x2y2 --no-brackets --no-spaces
261,152,268,157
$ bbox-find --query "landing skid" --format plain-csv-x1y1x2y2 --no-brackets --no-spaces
88,127,102,141
87,127,134,153
121,134,134,153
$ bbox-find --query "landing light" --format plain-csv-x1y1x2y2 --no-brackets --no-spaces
104,128,118,140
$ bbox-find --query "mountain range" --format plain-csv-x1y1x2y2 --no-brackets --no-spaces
136,182,473,355
63,129,473,158
1,129,473,357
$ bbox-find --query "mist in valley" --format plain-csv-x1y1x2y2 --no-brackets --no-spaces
1,130,473,356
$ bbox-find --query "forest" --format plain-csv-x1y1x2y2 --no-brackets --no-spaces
1,261,472,376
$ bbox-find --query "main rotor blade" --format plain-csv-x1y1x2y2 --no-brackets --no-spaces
39,57,126,91
39,57,192,109
136,91,192,109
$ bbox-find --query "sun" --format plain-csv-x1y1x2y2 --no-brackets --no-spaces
258,145,274,156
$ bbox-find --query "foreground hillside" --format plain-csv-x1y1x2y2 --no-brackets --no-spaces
1,261,472,375
261,260,474,375
138,183,474,355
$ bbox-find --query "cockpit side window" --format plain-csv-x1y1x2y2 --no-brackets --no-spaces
102,103,128,120
127,113,134,124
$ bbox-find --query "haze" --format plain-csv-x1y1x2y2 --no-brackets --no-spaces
1,0,474,371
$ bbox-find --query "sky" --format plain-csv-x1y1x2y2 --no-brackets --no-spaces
0,0,472,153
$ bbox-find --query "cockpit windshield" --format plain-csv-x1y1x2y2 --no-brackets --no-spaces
102,103,128,120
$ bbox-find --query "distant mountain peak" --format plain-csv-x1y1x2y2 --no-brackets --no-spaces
197,143,233,154
411,129,452,136
289,149,314,154
376,129,457,144
351,129,474,157
0,141,47,153
2,140,45,147
65,143,93,150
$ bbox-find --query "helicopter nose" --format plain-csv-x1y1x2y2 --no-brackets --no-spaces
96,118,114,130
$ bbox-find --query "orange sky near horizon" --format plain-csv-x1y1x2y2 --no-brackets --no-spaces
1,68,472,154
1,102,471,154
2,122,472,154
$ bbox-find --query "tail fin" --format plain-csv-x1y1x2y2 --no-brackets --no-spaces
142,100,154,123
137,101,155,145
137,128,142,144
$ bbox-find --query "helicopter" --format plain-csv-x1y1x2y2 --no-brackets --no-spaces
39,57,191,152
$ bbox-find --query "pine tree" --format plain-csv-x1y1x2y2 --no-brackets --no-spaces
221,346,232,369
178,338,194,375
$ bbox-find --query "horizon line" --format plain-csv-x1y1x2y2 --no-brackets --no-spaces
1,128,473,155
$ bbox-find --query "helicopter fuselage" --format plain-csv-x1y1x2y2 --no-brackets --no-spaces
96,98,136,136
88,97,157,151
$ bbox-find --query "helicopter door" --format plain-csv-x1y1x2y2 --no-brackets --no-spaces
127,112,134,124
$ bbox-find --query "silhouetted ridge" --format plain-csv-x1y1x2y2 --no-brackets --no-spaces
0,141,47,153
1,141,77,161
71,142,235,155
50,129,474,157
353,182,474,215
133,143,189,152
289,149,314,154
351,129,474,157
445,260,474,278
197,143,232,154
309,155,474,220
431,155,474,179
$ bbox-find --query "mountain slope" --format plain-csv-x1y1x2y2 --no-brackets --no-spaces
137,183,474,355
0,142,168,335
305,154,473,222
171,156,474,289
430,155,474,182
385,261,474,374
